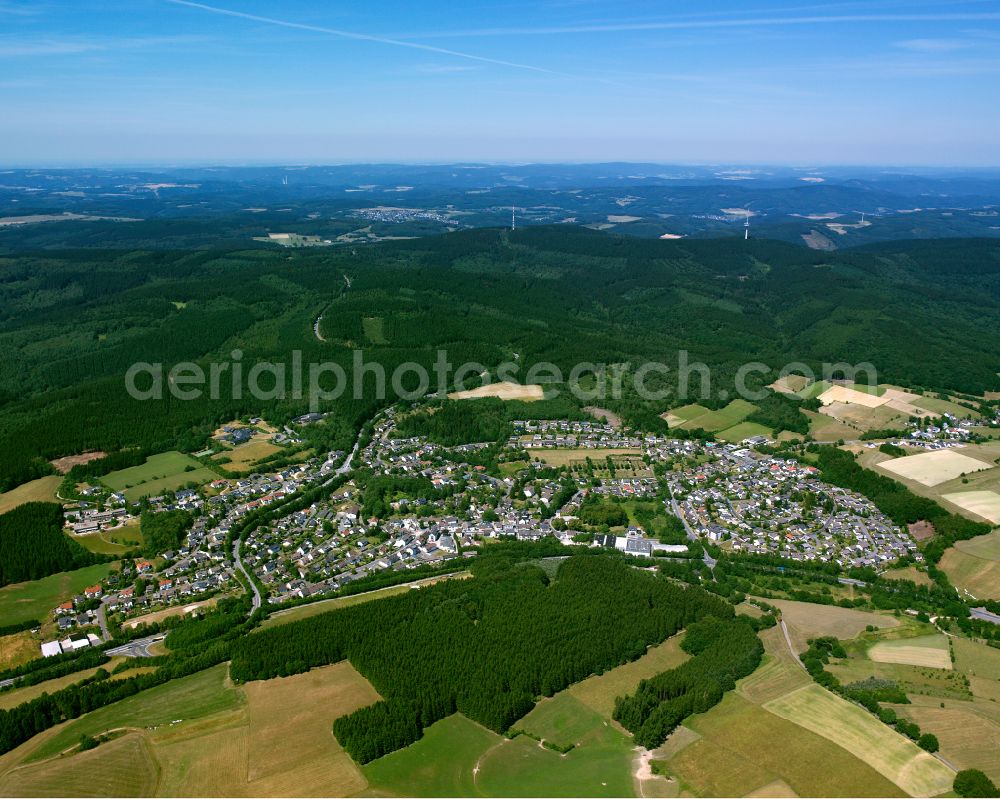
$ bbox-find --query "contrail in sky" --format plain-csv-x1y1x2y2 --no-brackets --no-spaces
165,0,576,78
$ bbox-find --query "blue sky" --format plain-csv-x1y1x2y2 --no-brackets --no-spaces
1,0,999,165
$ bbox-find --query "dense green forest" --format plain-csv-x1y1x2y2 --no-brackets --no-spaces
139,510,191,558
1,230,998,491
0,502,99,587
613,615,764,747
229,554,734,763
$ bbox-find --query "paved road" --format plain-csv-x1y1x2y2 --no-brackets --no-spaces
668,494,717,570
96,598,112,641
106,633,166,658
232,538,262,613
838,577,867,588
0,677,19,690
972,607,1000,625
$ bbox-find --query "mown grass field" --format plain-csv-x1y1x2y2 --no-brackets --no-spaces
715,421,772,443
27,663,242,762
362,714,501,797
763,684,954,797
868,634,952,669
213,437,282,473
665,399,757,433
896,699,1000,785
477,724,635,798
882,564,934,586
566,634,688,719
0,562,116,627
0,476,61,515
0,733,159,798
100,451,216,501
516,693,607,750
68,519,144,556
362,315,389,345
533,448,642,467
940,532,1000,601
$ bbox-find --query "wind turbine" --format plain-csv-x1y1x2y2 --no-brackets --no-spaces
744,203,753,240
511,206,516,231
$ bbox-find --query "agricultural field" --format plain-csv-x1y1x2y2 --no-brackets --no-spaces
665,692,905,798
100,451,216,501
941,490,1000,524
566,634,688,719
25,663,243,763
761,597,898,653
868,634,952,670
715,421,772,443
362,714,502,797
0,630,40,672
763,684,954,796
940,530,1000,600
0,659,126,711
213,437,282,473
0,561,116,627
895,698,1000,785
803,408,858,442
0,661,382,797
448,381,545,401
877,448,995,487
533,448,642,468
663,399,757,432
0,476,60,515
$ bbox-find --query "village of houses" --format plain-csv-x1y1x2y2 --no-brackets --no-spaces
42,403,968,657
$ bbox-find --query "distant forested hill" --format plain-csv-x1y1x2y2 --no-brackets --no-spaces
0,228,997,489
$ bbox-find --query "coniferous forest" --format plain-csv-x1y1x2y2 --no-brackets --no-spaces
1,231,999,491
0,502,99,587
230,554,737,762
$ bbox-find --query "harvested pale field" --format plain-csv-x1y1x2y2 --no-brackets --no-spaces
124,597,220,629
0,659,125,710
763,598,898,653
534,447,642,467
240,662,380,796
48,452,107,474
0,631,39,672
878,449,994,487
941,490,1000,524
818,385,888,408
737,626,811,705
941,538,1000,600
214,438,282,473
607,214,641,223
803,409,857,442
746,779,799,797
895,702,1000,785
769,374,811,394
567,634,689,719
0,476,61,515
868,634,952,669
448,381,544,401
764,684,954,797
820,401,908,431
0,733,158,798
668,693,903,798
